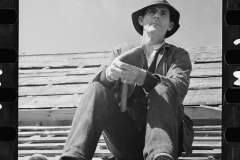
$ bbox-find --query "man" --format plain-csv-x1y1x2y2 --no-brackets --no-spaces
30,0,194,160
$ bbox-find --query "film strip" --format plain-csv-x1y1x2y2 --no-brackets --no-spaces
223,0,240,159
0,0,18,159
0,0,239,159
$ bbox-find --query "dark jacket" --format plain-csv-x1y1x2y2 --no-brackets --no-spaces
92,42,194,156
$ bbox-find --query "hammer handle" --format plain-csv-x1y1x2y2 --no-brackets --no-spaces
120,83,128,112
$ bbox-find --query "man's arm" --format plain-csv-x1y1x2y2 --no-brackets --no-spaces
92,43,136,88
142,48,192,104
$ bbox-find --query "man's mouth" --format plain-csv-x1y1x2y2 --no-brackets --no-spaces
149,23,162,28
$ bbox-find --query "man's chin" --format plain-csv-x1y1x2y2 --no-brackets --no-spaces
145,28,161,34
145,25,162,32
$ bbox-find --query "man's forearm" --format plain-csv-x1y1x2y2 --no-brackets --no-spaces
141,72,161,93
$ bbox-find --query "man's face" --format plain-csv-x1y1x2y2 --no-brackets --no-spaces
138,5,174,38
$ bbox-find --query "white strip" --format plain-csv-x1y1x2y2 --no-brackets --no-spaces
234,79,240,86
233,71,240,78
234,39,240,45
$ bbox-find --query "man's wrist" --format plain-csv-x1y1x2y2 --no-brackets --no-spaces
105,67,114,82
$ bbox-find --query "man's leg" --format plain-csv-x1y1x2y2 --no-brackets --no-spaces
60,82,111,160
60,81,146,160
143,85,183,160
103,108,146,160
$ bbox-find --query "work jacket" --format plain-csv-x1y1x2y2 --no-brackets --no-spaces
92,42,194,156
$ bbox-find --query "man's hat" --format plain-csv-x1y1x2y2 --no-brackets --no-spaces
132,0,180,38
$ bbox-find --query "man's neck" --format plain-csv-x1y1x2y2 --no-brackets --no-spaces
142,32,165,58
141,32,165,46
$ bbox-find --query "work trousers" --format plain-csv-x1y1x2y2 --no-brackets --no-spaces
60,82,184,160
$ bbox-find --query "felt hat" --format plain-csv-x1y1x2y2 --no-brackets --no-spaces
132,0,180,38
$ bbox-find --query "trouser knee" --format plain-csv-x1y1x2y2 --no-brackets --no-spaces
80,81,118,117
149,84,175,105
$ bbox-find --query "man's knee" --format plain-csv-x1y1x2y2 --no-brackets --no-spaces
84,81,113,97
79,82,109,105
149,84,174,104
86,81,107,92
81,81,117,110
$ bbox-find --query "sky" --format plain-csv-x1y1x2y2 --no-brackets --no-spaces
19,0,222,54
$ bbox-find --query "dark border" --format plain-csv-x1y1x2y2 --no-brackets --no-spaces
223,0,240,159
0,0,18,159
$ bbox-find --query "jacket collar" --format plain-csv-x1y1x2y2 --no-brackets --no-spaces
161,42,170,50
155,42,170,71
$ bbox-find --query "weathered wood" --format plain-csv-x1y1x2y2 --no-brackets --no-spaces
19,58,107,69
17,45,222,160
18,137,67,144
19,77,221,97
19,67,101,75
19,67,221,87
18,62,222,79
192,62,221,69
194,131,221,137
19,95,80,109
18,106,221,127
18,131,70,137
190,68,221,77
19,52,110,61
184,89,221,105
193,125,221,131
19,46,221,60
20,50,110,56
19,49,221,64
184,106,221,120
17,124,221,159
18,141,221,150
19,88,221,109
18,126,72,132
18,125,221,132
189,77,221,89
185,45,221,54
19,74,95,86
18,128,221,138
18,149,221,158
19,84,87,96
18,108,76,126
19,74,96,86
189,52,221,63
18,136,221,144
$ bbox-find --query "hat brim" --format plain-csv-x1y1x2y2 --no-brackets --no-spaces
132,2,180,38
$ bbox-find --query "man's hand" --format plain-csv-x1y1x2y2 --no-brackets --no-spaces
106,58,135,82
121,65,147,85
106,58,147,85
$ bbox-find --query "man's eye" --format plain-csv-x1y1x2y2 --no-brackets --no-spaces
161,12,167,16
148,10,155,13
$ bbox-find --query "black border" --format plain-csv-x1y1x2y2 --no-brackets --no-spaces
1,0,240,159
223,0,240,159
0,0,18,159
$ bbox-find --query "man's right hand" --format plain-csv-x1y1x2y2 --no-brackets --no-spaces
106,58,135,83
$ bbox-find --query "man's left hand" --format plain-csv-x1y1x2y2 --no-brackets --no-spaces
121,65,147,85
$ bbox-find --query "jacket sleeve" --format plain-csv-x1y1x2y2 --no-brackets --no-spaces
143,48,192,105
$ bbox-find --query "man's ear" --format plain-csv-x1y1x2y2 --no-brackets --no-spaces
138,16,144,26
168,22,174,31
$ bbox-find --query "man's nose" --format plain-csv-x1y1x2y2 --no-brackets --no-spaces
154,12,161,19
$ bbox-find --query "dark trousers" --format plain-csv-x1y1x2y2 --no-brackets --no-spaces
60,82,183,160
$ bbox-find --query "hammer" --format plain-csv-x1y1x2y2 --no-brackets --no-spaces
117,46,145,112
